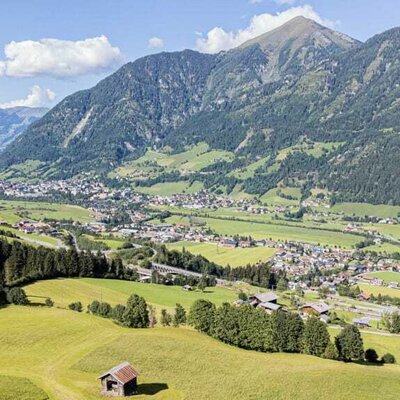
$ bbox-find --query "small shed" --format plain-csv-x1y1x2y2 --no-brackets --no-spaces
98,362,139,397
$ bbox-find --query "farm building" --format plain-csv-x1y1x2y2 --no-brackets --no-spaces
98,362,139,397
249,292,279,306
300,302,330,319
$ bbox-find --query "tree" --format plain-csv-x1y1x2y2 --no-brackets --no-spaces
173,303,186,327
7,287,29,305
45,298,54,307
122,294,149,328
68,301,83,312
111,304,126,322
89,300,100,315
188,299,216,335
148,305,157,328
161,309,172,326
381,311,400,334
365,348,379,363
97,302,112,318
276,276,288,292
197,275,208,292
322,341,339,360
213,303,240,346
0,286,7,306
335,325,364,361
301,317,330,357
238,291,248,301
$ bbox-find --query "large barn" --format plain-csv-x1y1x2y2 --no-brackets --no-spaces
98,362,139,397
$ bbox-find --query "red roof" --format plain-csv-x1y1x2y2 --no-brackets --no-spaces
98,362,139,384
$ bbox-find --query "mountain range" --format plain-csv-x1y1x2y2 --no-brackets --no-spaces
1,16,400,204
0,107,48,150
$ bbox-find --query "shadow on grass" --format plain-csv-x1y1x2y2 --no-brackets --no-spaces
353,360,384,367
137,383,169,395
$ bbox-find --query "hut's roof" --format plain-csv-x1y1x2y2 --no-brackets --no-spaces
98,362,139,384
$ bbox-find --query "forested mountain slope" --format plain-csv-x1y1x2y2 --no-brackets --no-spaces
1,17,400,204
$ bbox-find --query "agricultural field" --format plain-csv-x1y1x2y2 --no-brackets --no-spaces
357,284,400,298
165,215,362,248
137,181,204,196
328,203,400,219
1,302,400,400
0,200,94,224
110,142,234,182
24,278,237,311
363,272,400,284
260,187,301,206
166,241,277,267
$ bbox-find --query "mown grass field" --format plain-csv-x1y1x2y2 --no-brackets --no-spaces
0,200,94,224
357,283,400,298
1,304,400,400
328,203,400,218
166,215,361,248
364,272,400,284
137,181,204,196
166,241,277,267
24,278,237,311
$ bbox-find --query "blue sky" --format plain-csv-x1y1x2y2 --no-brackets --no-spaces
1,0,400,108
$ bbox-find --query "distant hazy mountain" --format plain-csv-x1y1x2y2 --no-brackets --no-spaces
0,107,48,150
2,16,400,204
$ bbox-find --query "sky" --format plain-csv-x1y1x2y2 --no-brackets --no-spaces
1,0,400,109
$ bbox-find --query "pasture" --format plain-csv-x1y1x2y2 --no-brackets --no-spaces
166,241,277,267
24,278,237,311
166,215,361,248
1,305,400,400
0,200,94,224
357,283,400,298
364,272,400,284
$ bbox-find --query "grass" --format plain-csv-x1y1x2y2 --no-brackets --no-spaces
1,305,400,400
166,215,361,248
110,142,234,181
166,241,276,267
137,181,204,196
363,272,400,284
0,375,48,400
24,278,237,311
0,200,94,224
357,284,400,298
260,187,301,206
329,203,400,219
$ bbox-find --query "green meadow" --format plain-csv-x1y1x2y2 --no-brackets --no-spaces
166,215,361,248
0,200,94,224
364,272,400,284
25,278,237,311
1,286,400,399
166,241,277,267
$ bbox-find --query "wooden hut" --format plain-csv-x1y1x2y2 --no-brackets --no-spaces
98,362,139,397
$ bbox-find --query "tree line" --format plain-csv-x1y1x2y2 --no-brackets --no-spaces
187,299,395,364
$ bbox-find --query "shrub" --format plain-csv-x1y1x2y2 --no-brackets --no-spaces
45,298,54,307
7,287,29,305
365,348,379,363
161,309,172,326
381,353,396,364
68,301,83,312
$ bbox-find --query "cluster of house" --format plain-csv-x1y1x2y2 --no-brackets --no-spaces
2,219,60,236
149,192,258,210
235,292,331,322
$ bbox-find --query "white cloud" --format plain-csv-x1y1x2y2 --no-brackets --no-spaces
148,37,165,49
275,0,297,4
0,85,55,108
196,5,334,53
0,36,122,78
249,0,262,4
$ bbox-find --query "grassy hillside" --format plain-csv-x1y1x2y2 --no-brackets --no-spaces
166,241,276,267
1,305,400,400
25,278,237,311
